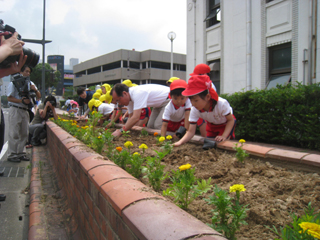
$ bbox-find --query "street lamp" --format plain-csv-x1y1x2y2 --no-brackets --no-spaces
167,31,176,77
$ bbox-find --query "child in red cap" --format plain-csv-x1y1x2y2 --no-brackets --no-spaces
161,80,191,137
173,75,236,147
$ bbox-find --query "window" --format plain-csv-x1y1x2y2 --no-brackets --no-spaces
205,0,221,28
266,43,291,89
208,59,220,94
87,66,101,75
102,61,121,71
150,61,170,70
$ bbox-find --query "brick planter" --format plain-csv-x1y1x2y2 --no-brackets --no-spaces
45,121,227,240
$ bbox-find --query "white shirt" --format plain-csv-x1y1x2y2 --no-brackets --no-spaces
98,103,114,116
127,84,170,114
189,97,233,125
7,79,38,109
162,98,192,122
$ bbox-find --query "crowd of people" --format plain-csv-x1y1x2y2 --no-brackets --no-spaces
74,63,236,149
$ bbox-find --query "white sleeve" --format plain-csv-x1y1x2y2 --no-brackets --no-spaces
189,107,200,123
162,101,172,121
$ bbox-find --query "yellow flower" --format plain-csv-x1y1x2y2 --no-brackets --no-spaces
166,135,172,140
71,123,76,126
98,136,101,139
159,137,165,142
299,222,320,239
124,141,133,148
139,144,148,149
154,132,158,136
116,147,122,152
239,139,246,143
133,152,140,156
230,184,246,193
92,111,96,114
179,163,191,171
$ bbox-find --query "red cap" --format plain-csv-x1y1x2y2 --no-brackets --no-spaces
170,79,188,91
190,63,211,76
182,75,218,101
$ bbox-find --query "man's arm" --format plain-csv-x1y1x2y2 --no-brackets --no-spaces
7,95,30,105
112,109,142,137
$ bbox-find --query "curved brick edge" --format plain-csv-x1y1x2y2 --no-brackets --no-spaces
119,124,320,168
46,121,226,240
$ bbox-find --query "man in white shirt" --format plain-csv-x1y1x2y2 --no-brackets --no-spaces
111,83,170,137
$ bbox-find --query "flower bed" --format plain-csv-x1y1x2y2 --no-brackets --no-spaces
53,114,320,240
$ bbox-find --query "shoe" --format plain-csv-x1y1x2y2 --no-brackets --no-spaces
30,140,41,146
0,194,6,201
26,144,33,149
202,138,216,150
19,156,30,161
40,138,47,145
8,157,21,163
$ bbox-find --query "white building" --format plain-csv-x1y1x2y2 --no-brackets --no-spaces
187,0,319,94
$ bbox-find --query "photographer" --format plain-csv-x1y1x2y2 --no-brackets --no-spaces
29,95,58,146
6,65,40,162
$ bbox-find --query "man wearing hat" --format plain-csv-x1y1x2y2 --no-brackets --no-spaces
111,83,170,137
173,75,236,147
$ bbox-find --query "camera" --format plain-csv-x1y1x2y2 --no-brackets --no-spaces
11,73,36,108
0,19,39,69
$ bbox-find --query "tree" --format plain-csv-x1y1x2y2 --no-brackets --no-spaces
30,63,61,90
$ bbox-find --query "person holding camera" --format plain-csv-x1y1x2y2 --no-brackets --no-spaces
6,65,40,162
29,95,58,146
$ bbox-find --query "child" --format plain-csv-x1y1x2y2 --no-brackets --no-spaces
88,99,114,125
68,100,79,117
161,79,191,137
173,75,236,147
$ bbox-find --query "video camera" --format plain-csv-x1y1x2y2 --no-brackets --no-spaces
11,73,36,109
0,19,39,69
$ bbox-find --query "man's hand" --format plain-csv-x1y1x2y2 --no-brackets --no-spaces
112,129,122,137
0,52,27,78
21,97,30,105
1,32,25,56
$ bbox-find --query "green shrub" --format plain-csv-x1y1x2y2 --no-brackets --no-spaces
221,83,320,150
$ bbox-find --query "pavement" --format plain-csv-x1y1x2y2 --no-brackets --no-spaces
1,107,320,240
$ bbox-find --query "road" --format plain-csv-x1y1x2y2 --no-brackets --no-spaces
0,108,30,240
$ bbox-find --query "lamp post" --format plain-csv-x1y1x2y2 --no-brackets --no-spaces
167,31,176,77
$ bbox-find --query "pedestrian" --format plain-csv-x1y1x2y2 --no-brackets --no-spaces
77,87,94,119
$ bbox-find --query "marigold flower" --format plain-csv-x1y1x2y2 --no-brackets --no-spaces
76,125,79,128
159,137,165,142
299,222,320,239
133,152,140,156
116,147,122,152
179,163,191,171
92,111,96,114
98,136,101,139
124,141,133,148
71,123,76,126
230,184,246,193
154,132,158,136
139,144,148,149
239,139,246,143
166,135,172,140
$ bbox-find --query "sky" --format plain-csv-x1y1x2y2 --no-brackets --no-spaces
0,0,187,68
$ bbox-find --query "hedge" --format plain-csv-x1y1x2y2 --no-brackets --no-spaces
221,83,320,150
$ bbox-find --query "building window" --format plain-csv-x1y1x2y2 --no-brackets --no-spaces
87,66,101,75
205,0,221,28
150,61,170,70
266,43,291,89
208,59,220,94
102,61,121,71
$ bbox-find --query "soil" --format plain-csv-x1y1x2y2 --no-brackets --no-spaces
60,117,320,240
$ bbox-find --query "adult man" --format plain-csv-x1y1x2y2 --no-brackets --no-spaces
77,87,94,119
0,28,26,201
111,83,170,137
29,95,58,146
7,65,40,162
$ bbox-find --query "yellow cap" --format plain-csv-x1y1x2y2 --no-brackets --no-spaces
122,79,133,87
94,100,102,108
96,89,103,94
88,99,96,111
102,84,111,92
131,83,138,87
167,77,180,84
93,92,101,100
99,91,112,104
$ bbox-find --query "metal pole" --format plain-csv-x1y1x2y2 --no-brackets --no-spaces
170,39,173,77
41,0,46,102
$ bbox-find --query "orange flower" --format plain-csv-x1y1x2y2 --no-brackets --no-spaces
116,147,122,152
154,132,158,136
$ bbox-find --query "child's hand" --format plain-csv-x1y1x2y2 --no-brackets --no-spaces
173,142,181,147
214,135,227,142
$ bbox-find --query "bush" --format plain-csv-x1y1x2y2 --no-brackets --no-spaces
221,83,320,150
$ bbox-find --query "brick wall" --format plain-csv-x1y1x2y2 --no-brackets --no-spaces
46,121,226,240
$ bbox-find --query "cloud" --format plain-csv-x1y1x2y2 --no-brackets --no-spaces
1,0,186,65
